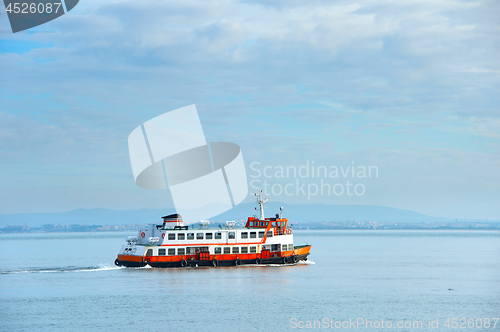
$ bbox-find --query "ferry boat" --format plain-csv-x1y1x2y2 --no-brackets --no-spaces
115,191,312,268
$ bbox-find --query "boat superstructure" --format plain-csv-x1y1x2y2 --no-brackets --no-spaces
115,190,311,268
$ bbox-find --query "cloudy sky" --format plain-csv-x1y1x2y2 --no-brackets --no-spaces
0,0,499,219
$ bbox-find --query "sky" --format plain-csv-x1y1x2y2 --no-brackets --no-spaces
0,0,499,219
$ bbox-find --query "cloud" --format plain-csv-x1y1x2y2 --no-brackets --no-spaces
0,0,499,218
463,68,500,74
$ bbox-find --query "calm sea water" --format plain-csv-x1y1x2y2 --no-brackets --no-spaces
0,230,499,331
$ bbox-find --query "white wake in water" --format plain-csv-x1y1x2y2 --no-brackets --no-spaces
223,260,316,268
1,261,315,274
0,263,124,274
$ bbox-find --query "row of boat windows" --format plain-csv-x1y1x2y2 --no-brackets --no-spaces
165,231,273,241
266,244,294,251
152,246,256,256
248,221,286,227
147,244,294,256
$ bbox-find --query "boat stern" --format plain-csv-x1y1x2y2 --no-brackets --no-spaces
115,244,148,267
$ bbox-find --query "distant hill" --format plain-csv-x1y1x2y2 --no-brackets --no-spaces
0,208,173,228
0,202,465,228
215,202,452,224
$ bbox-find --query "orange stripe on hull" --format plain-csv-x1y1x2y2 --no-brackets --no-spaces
144,249,309,262
294,245,311,256
145,254,260,262
118,246,311,266
118,254,144,262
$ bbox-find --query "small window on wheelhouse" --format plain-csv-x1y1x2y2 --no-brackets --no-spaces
228,232,235,239
206,233,213,240
178,233,185,240
197,233,204,240
241,232,248,239
241,247,248,254
250,232,256,238
158,248,166,256
250,246,257,253
168,248,175,255
258,231,265,238
187,233,194,240
223,247,230,254
215,233,222,239
215,247,222,254
168,233,175,240
177,248,185,255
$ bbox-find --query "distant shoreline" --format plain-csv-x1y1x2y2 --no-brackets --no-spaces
1,221,499,234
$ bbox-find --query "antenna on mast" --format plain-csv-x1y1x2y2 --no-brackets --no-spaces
255,189,268,220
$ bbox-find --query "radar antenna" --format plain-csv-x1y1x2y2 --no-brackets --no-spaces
255,189,268,220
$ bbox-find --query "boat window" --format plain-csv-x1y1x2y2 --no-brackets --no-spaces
271,244,279,251
272,222,276,227
168,248,175,255
187,233,194,240
168,233,175,240
232,247,239,254
241,247,248,254
258,231,265,238
206,233,213,240
250,232,256,238
186,247,193,254
288,244,294,250
158,248,166,256
146,249,153,256
241,232,248,239
228,232,235,239
282,244,287,251
260,222,265,226
267,231,273,237
177,248,185,255
197,233,204,240
215,247,222,254
215,233,222,239
223,247,230,254
178,233,185,240
250,246,257,253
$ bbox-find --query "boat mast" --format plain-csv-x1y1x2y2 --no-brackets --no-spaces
256,189,268,220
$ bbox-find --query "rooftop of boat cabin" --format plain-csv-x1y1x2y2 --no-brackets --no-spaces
245,216,288,229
